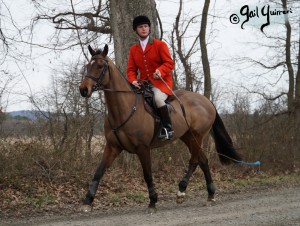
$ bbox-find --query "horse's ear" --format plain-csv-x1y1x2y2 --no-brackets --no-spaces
88,45,96,56
103,44,108,57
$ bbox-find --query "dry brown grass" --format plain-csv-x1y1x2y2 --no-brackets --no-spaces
1,112,300,218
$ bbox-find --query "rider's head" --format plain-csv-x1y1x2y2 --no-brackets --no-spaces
132,15,151,39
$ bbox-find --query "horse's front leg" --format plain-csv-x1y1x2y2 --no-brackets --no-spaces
137,147,157,212
81,144,120,212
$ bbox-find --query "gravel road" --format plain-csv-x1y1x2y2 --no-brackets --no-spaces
2,185,300,226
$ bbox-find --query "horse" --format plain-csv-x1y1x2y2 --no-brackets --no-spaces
79,44,241,212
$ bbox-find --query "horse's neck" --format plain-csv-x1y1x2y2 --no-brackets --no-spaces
104,60,137,125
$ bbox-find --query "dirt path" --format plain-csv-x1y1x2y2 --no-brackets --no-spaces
2,185,300,226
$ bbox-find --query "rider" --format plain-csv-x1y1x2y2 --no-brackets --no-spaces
127,15,175,140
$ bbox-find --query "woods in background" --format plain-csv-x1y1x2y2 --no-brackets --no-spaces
0,0,299,211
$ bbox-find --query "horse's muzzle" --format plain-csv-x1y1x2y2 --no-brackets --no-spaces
79,86,89,97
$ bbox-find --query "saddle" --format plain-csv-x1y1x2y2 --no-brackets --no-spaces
131,81,173,118
131,81,175,144
130,81,154,116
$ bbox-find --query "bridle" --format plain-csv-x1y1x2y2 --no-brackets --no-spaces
82,53,138,149
84,55,136,94
85,55,109,92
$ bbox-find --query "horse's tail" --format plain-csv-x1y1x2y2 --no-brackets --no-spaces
211,111,242,165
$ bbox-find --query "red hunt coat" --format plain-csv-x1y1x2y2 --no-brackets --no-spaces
127,37,175,95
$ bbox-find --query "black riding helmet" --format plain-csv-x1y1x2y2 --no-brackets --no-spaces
132,15,151,30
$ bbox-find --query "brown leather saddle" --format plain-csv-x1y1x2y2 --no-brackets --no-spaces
131,81,174,118
131,81,175,144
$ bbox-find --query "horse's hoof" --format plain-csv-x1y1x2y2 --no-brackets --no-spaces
208,197,216,202
207,194,216,203
147,207,157,214
80,205,92,213
176,191,185,204
203,197,216,206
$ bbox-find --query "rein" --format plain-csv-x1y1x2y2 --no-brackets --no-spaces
84,55,138,149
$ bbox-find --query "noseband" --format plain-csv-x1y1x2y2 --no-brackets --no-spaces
85,56,109,91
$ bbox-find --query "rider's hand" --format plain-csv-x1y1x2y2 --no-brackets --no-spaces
132,81,141,88
153,69,161,80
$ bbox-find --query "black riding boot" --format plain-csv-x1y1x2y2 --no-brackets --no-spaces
158,105,174,140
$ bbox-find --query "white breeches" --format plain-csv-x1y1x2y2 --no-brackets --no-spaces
151,86,168,108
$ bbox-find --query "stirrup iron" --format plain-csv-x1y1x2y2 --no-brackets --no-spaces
158,127,173,140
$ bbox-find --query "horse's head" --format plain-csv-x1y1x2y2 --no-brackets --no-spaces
79,44,109,98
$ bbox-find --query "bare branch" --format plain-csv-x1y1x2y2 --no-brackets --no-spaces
240,57,285,70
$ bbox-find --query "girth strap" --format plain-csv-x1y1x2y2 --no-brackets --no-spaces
108,97,137,150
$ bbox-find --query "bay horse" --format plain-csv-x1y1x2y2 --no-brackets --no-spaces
79,44,241,212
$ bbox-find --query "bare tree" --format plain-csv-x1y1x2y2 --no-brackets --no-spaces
240,0,299,115
31,61,105,162
0,0,11,64
0,0,33,65
0,71,12,111
282,0,300,118
31,0,159,72
295,33,300,117
281,0,294,112
200,0,211,99
170,0,203,91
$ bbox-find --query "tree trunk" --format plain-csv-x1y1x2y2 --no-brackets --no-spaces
173,0,195,91
281,0,299,164
200,0,211,99
293,11,300,158
109,0,158,74
294,24,300,116
281,0,294,112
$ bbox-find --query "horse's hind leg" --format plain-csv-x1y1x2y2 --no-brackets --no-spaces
176,159,198,204
179,133,216,203
199,156,216,202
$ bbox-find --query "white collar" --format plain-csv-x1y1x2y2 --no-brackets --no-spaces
139,36,149,51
